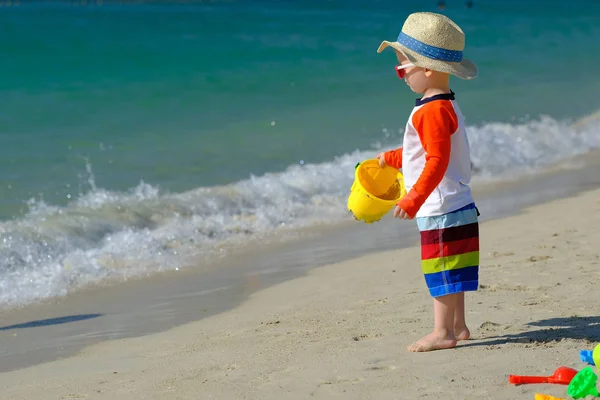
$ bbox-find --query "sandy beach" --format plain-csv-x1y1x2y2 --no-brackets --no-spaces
0,187,598,399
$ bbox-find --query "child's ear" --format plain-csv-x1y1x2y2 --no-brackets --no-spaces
424,69,434,77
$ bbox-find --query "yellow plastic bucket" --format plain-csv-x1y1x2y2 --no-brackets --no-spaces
347,159,407,223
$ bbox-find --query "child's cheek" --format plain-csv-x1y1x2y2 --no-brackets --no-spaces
407,76,417,90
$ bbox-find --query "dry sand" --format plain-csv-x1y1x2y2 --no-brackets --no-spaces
1,188,600,400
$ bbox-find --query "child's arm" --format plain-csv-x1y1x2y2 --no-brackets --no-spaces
397,101,458,218
381,148,402,169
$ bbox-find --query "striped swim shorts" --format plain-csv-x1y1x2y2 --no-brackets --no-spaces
416,203,480,298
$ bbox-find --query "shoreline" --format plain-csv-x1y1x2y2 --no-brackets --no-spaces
1,181,599,398
0,149,600,374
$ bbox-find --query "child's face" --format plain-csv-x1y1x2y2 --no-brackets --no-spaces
395,51,429,94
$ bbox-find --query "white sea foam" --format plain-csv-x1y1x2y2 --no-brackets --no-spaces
0,115,598,308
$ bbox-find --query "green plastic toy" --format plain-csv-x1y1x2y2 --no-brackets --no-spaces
566,367,599,399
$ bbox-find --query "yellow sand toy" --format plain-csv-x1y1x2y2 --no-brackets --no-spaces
534,394,565,400
347,159,407,223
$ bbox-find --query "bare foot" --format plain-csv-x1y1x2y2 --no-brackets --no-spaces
454,326,471,341
407,331,457,352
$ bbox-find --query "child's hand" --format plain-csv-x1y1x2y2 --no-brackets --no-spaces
393,206,413,219
376,152,387,168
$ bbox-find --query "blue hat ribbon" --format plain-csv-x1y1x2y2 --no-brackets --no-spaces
397,32,463,62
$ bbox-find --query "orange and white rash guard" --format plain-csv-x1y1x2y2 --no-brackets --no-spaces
383,92,474,218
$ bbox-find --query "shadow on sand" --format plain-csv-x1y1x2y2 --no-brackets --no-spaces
461,316,600,348
0,314,103,331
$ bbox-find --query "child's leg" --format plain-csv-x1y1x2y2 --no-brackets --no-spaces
414,203,480,351
407,293,459,352
453,292,471,341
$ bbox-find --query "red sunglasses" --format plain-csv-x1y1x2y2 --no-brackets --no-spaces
395,63,414,79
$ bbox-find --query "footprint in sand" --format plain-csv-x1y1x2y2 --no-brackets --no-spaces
261,319,281,325
526,255,552,262
479,321,504,331
520,300,539,306
488,251,515,258
319,377,364,386
367,365,397,371
399,317,420,324
479,283,544,293
352,333,383,341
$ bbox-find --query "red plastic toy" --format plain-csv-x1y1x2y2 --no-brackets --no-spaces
508,366,578,385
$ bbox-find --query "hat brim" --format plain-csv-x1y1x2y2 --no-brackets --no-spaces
378,40,478,80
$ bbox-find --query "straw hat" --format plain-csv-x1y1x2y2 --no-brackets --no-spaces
377,12,477,80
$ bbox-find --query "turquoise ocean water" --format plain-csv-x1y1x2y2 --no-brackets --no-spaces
1,0,600,308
